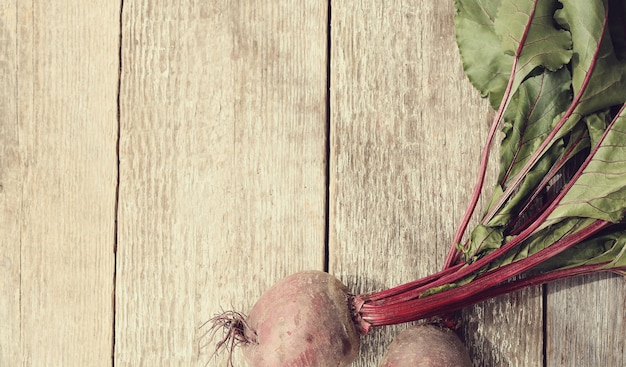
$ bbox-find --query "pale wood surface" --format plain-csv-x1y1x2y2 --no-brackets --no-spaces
0,1,119,366
547,274,626,367
2,1,625,367
1,4,20,365
115,2,328,366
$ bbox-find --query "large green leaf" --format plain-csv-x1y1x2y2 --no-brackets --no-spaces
494,0,572,96
584,108,613,149
543,107,626,226
498,68,572,186
490,217,595,269
484,69,571,226
454,0,572,109
454,0,508,108
556,0,626,115
478,0,626,228
450,0,626,283
487,141,564,227
465,224,505,261
531,228,626,271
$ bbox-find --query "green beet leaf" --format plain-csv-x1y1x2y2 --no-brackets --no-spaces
446,0,626,293
543,107,626,226
556,0,626,116
454,0,572,108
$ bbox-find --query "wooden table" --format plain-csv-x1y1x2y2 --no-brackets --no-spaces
2,1,624,366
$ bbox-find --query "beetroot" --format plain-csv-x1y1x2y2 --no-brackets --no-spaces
379,324,472,367
210,271,359,367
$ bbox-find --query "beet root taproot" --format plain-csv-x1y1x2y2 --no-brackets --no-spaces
379,324,472,367
241,270,360,367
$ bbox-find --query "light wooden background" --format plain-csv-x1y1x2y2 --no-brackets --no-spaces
2,1,624,366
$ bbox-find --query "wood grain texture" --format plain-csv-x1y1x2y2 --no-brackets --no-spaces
1,1,623,367
0,1,119,365
116,2,328,366
546,273,626,366
461,286,543,366
0,3,21,365
330,1,541,366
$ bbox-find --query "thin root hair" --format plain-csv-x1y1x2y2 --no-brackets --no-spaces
198,310,256,367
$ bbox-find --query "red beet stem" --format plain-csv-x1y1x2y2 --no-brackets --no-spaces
355,220,611,330
360,263,463,303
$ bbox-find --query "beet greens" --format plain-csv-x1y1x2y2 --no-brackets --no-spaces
353,0,626,332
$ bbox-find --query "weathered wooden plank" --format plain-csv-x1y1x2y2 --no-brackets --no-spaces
461,287,543,366
546,274,626,366
330,1,542,366
0,3,21,365
2,1,119,366
116,2,328,366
